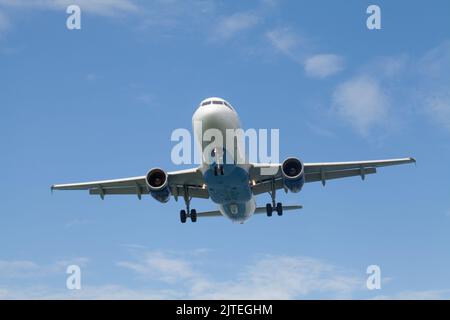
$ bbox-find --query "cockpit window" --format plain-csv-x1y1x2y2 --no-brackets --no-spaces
200,99,234,111
224,101,234,110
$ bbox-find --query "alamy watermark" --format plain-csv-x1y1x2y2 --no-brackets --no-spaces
366,4,381,30
366,264,382,290
170,122,280,175
66,5,81,30
66,264,81,290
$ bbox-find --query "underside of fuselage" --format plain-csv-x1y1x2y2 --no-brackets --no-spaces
203,163,256,223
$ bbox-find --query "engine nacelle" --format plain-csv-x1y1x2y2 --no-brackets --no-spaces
145,168,171,203
281,157,305,193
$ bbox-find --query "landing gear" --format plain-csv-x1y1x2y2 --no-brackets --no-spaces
190,209,197,222
214,164,224,176
179,186,197,223
266,179,283,217
276,202,283,216
180,210,187,223
266,203,273,217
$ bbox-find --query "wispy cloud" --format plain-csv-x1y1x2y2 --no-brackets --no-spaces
374,290,450,300
117,251,197,284
0,260,40,278
0,10,10,34
304,54,344,79
417,41,450,131
0,0,138,16
332,76,389,136
213,12,260,40
118,251,362,299
266,27,303,58
0,257,89,279
2,252,450,300
0,252,364,299
266,28,344,78
328,40,450,137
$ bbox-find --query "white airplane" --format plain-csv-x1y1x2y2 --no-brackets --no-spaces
52,97,415,224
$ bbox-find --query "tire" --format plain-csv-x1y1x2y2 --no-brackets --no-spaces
266,203,273,217
180,210,187,223
190,209,197,223
276,202,283,216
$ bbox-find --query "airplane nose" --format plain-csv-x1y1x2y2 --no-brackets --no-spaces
193,104,237,130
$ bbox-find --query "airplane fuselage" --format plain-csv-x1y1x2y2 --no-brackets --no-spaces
192,97,256,222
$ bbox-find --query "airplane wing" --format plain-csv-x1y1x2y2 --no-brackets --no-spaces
250,157,416,195
51,167,208,200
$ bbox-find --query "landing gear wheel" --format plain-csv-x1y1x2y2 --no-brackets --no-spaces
180,210,187,223
266,203,273,217
190,209,197,223
276,202,283,216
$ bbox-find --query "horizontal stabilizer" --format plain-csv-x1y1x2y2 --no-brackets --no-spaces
197,204,302,218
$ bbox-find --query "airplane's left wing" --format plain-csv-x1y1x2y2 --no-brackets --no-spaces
51,167,209,200
250,157,416,195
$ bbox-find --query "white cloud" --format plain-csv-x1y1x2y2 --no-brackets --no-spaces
304,54,344,78
266,29,344,78
419,40,450,79
117,251,197,284
118,252,362,299
0,253,360,299
371,55,409,78
0,10,10,34
191,256,361,299
266,27,302,57
0,0,138,16
0,260,40,277
374,290,450,300
213,12,260,40
332,76,389,136
422,90,450,131
417,41,450,131
0,257,89,279
2,252,450,300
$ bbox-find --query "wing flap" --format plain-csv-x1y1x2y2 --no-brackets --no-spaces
89,186,149,195
305,167,376,183
304,157,415,173
52,176,147,191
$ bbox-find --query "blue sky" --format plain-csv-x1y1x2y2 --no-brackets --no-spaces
0,0,449,299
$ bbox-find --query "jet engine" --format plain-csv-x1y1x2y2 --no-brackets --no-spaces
146,168,171,203
281,157,305,193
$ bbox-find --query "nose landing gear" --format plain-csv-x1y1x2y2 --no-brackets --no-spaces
213,164,224,176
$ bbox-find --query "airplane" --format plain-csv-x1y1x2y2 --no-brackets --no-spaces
51,97,416,224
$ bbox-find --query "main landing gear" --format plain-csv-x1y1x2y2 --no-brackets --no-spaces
180,186,197,223
266,179,283,217
180,209,197,223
